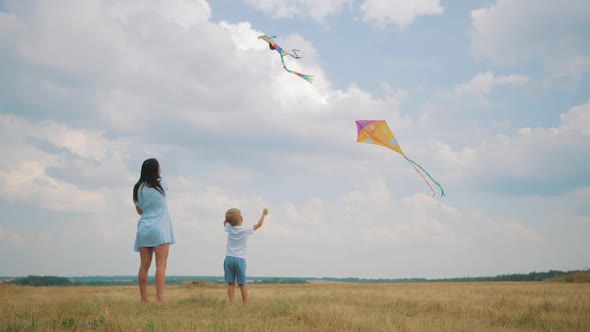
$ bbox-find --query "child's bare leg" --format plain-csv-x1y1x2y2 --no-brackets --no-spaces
238,284,248,304
138,247,154,303
154,243,170,304
227,283,236,302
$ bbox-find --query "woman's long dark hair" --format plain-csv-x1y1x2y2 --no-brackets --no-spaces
133,158,165,201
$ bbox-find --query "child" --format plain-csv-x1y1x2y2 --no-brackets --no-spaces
223,208,268,304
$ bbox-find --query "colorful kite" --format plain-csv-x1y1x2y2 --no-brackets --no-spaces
258,35,314,83
356,120,446,197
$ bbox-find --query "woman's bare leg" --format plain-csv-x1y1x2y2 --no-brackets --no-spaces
138,247,154,303
154,243,170,304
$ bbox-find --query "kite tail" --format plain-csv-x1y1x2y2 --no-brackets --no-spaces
297,73,314,83
280,55,314,83
405,157,446,197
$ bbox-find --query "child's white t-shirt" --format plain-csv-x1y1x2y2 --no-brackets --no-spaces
225,224,254,259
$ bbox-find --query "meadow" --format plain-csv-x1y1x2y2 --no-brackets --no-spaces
1,281,589,331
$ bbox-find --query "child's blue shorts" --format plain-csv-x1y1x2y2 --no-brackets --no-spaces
224,256,247,285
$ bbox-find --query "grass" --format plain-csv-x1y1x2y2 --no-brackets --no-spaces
1,281,589,331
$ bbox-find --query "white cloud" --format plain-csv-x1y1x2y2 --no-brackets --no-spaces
559,100,590,136
243,0,352,21
0,0,412,210
431,100,590,195
105,0,211,28
416,71,530,128
0,160,107,212
470,0,590,83
489,221,541,241
219,21,264,51
160,0,211,29
455,71,529,103
0,227,23,245
0,114,133,213
242,0,444,28
360,0,444,28
338,179,458,246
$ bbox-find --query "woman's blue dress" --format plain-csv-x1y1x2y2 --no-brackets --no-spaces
134,178,176,252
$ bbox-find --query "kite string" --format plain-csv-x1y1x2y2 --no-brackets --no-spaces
405,157,446,197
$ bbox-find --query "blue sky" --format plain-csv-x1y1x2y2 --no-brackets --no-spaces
0,0,589,278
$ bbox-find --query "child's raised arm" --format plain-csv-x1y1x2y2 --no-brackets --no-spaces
253,208,268,231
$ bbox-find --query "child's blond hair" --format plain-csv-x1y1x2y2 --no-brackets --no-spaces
225,208,241,226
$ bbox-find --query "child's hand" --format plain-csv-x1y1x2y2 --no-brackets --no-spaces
262,208,268,216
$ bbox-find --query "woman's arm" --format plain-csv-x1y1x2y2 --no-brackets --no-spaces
133,194,143,215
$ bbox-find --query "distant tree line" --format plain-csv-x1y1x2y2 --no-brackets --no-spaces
319,269,589,283
8,276,73,286
252,278,308,284
3,269,588,286
448,270,572,282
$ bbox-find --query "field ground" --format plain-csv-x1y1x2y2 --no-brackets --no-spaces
1,282,589,331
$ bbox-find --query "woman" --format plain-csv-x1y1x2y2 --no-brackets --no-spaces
133,158,175,304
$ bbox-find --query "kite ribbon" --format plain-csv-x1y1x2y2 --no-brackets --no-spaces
279,55,313,83
405,157,446,197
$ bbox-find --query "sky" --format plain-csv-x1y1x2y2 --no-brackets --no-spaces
0,0,589,279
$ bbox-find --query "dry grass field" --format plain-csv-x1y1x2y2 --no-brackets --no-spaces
1,281,589,331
